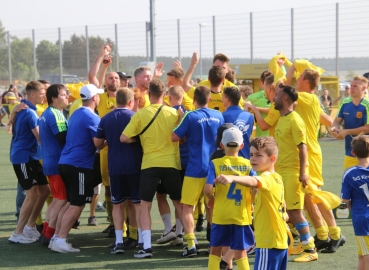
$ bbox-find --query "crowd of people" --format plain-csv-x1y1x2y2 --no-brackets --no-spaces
5,44,369,270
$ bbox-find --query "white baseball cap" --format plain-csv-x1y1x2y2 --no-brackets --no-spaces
221,127,243,147
80,84,104,100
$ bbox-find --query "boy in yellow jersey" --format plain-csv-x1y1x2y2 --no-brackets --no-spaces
274,84,318,262
215,137,288,270
205,127,255,270
245,74,280,137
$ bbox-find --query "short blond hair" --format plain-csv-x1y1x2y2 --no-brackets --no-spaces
116,87,134,106
168,86,184,101
353,75,369,85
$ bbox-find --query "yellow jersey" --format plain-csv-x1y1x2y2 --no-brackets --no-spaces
163,92,194,111
210,156,254,225
68,99,82,118
143,93,150,108
97,92,116,118
264,102,280,137
275,111,306,169
254,171,288,249
8,102,20,114
123,104,181,170
36,103,48,117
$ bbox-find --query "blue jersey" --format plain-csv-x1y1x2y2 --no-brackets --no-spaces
59,107,100,169
39,106,68,175
174,108,224,177
10,100,41,164
341,166,369,235
173,105,189,169
95,108,142,176
223,105,254,159
338,98,369,156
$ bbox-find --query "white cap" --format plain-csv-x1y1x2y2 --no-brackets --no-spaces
80,84,104,100
221,127,243,147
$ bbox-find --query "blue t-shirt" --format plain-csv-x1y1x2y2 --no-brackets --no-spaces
341,166,369,235
10,100,40,164
173,105,189,169
59,107,100,169
174,108,224,177
39,106,68,175
338,98,369,156
95,108,142,176
223,105,254,159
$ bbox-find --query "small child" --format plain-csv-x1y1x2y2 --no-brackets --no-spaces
341,134,369,270
215,137,288,270
5,92,20,133
205,127,255,270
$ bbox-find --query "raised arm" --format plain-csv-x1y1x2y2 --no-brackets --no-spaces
88,44,112,87
182,52,199,92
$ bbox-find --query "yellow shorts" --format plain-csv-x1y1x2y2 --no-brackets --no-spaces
100,147,110,186
308,152,323,187
344,155,359,171
279,169,304,210
181,176,206,206
356,236,369,256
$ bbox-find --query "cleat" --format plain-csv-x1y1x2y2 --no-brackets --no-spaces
321,235,346,253
72,219,80,230
293,251,318,262
314,235,331,251
291,242,304,255
88,216,97,226
134,248,153,258
195,244,201,254
106,226,116,238
181,246,197,257
23,227,41,241
36,224,44,234
51,240,80,253
195,214,205,232
102,224,114,233
220,260,229,270
122,238,138,250
8,232,36,244
156,231,176,244
247,243,256,255
170,234,184,246
95,202,106,212
111,243,125,254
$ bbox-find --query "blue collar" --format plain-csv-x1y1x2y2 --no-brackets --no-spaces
226,105,242,111
22,99,37,111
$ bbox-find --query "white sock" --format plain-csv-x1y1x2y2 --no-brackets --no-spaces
52,234,57,239
138,227,143,244
115,230,123,245
175,219,183,236
24,225,34,231
142,230,151,250
162,213,172,233
56,238,66,244
194,238,198,245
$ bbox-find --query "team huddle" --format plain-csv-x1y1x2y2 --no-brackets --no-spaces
7,44,369,270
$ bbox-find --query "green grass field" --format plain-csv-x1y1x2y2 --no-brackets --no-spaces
0,126,357,270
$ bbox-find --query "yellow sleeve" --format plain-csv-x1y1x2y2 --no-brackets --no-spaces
66,83,83,100
187,87,195,100
163,96,170,106
291,115,307,145
269,54,287,83
122,112,141,137
264,103,280,127
293,59,325,80
182,93,194,111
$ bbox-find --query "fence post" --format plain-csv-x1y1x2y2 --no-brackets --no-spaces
86,26,90,73
115,24,119,71
250,13,253,64
177,19,181,62
146,22,150,62
7,31,12,85
336,3,339,77
59,28,63,83
32,29,37,80
291,8,294,61
213,16,216,56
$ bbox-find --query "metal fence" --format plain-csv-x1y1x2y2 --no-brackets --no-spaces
1,0,369,87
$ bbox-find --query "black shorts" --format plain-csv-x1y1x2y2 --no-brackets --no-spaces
157,169,185,194
110,174,140,204
58,164,94,206
140,167,182,202
13,160,48,190
92,152,102,187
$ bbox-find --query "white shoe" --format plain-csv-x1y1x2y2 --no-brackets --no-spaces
48,238,55,249
51,240,80,253
8,232,36,244
23,226,40,241
156,231,176,244
170,234,183,246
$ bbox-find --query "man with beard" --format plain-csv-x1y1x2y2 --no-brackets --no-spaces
88,45,120,237
134,66,152,108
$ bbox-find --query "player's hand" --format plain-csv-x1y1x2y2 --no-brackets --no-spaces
154,62,165,78
177,106,184,119
190,52,199,66
335,129,348,140
102,55,113,66
215,174,233,185
243,101,253,112
299,173,309,188
207,197,214,209
101,44,112,56
172,60,182,69
14,102,28,112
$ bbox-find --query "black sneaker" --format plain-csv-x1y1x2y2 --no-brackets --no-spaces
314,235,331,251
72,219,80,229
123,237,138,250
111,243,125,254
206,226,211,242
36,224,44,234
106,227,116,238
181,246,197,258
40,236,51,245
196,215,204,232
195,244,201,254
220,260,229,270
102,224,114,233
134,248,153,258
321,234,346,253
38,234,44,243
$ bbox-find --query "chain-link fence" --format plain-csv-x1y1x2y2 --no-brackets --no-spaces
1,1,368,88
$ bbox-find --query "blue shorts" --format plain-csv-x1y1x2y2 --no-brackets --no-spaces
109,174,140,204
210,224,254,250
254,248,288,270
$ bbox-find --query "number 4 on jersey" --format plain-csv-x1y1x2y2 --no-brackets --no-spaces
227,182,242,206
